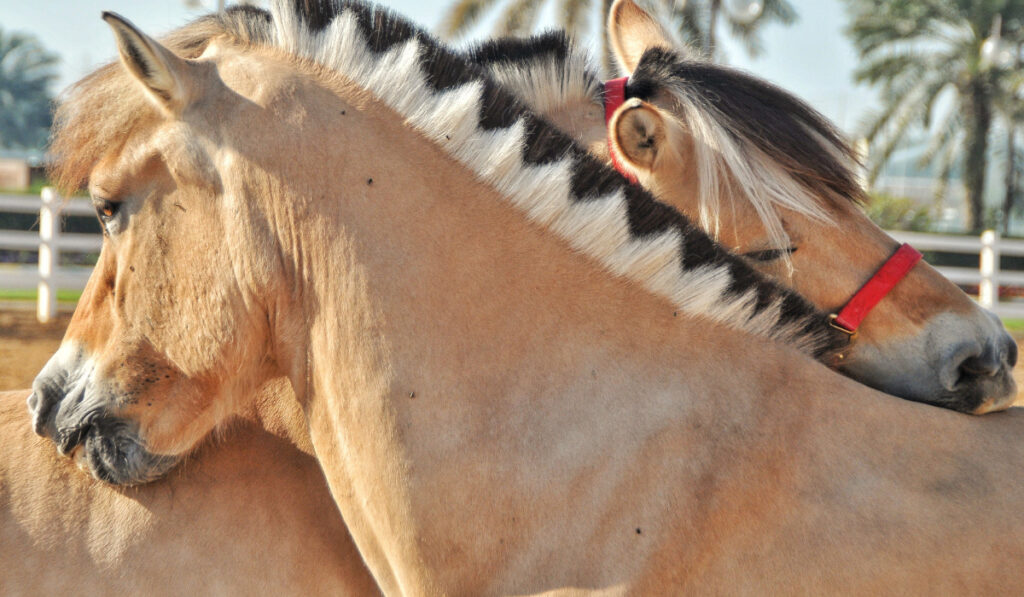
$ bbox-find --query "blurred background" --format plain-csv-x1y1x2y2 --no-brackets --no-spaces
2,0,1024,389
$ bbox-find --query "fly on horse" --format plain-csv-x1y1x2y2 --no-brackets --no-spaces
29,1,1024,593
468,0,1017,413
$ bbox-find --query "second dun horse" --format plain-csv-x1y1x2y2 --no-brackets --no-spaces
470,0,1016,413
0,387,380,595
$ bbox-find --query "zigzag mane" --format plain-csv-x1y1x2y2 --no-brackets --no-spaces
468,33,864,260
467,31,602,118
49,0,845,359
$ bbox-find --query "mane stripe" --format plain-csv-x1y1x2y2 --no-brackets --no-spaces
469,31,572,66
569,155,626,201
476,81,521,130
728,261,780,313
622,184,678,238
522,118,571,165
421,45,477,93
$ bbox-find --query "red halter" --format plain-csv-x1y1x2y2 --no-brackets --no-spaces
602,79,921,339
830,243,922,337
602,77,638,184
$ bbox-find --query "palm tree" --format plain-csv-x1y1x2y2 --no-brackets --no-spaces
995,40,1024,233
0,26,58,150
846,0,1024,232
439,0,798,74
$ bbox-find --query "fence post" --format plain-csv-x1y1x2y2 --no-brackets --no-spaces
979,229,1000,310
37,187,59,323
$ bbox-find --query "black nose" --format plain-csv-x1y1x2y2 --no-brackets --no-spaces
950,333,1015,389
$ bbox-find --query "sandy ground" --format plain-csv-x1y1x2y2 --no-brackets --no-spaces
3,306,1024,405
0,308,72,390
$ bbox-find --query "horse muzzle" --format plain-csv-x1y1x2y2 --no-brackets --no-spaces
27,343,179,486
841,311,1019,414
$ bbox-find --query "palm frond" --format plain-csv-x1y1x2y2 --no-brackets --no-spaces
933,136,962,201
864,96,924,182
559,0,593,36
495,0,547,36
438,0,504,39
920,105,962,166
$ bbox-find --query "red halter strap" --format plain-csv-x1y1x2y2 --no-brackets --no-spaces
603,77,638,184
603,79,918,338
830,243,923,336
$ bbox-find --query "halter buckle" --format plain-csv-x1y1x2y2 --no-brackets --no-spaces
828,314,858,342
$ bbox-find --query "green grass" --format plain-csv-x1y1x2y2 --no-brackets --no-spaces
0,288,82,303
0,181,87,197
1001,318,1024,333
0,181,51,196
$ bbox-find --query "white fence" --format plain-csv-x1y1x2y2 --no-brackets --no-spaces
887,230,1024,318
4,189,1024,321
0,189,101,322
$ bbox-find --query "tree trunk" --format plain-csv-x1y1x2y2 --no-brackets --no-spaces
601,0,615,77
706,0,722,60
1004,126,1017,235
963,78,992,233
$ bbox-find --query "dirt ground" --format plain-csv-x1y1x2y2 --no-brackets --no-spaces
0,308,73,390
3,307,1024,405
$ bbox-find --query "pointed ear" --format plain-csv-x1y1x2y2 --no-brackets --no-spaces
102,11,194,114
607,0,676,73
609,98,667,173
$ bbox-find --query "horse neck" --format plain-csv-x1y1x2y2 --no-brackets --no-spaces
227,68,916,591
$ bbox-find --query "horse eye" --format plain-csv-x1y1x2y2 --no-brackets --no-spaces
742,247,797,262
95,199,120,221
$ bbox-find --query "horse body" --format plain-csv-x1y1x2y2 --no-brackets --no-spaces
0,387,381,596
27,2,1024,594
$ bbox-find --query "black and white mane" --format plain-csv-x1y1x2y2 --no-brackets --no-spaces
54,0,847,359
468,31,864,257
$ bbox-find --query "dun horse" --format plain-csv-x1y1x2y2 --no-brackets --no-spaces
0,387,381,595
469,0,1016,413
30,1,1024,593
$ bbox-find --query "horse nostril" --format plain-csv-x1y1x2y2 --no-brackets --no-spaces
938,340,1005,391
56,422,92,456
959,354,1000,379
1004,336,1018,368
28,386,58,438
953,338,1013,387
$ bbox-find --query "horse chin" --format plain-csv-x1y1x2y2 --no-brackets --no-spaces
973,393,1017,415
964,373,1017,415
72,419,180,486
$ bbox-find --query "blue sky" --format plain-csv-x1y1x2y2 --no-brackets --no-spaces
0,0,877,134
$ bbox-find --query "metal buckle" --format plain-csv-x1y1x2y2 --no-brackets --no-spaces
828,314,858,342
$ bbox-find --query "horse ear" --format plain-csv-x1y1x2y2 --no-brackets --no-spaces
609,98,667,172
102,12,194,114
607,0,676,72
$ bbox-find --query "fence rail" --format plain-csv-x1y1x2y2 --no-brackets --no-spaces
0,189,100,322
5,189,1024,321
887,230,1024,318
